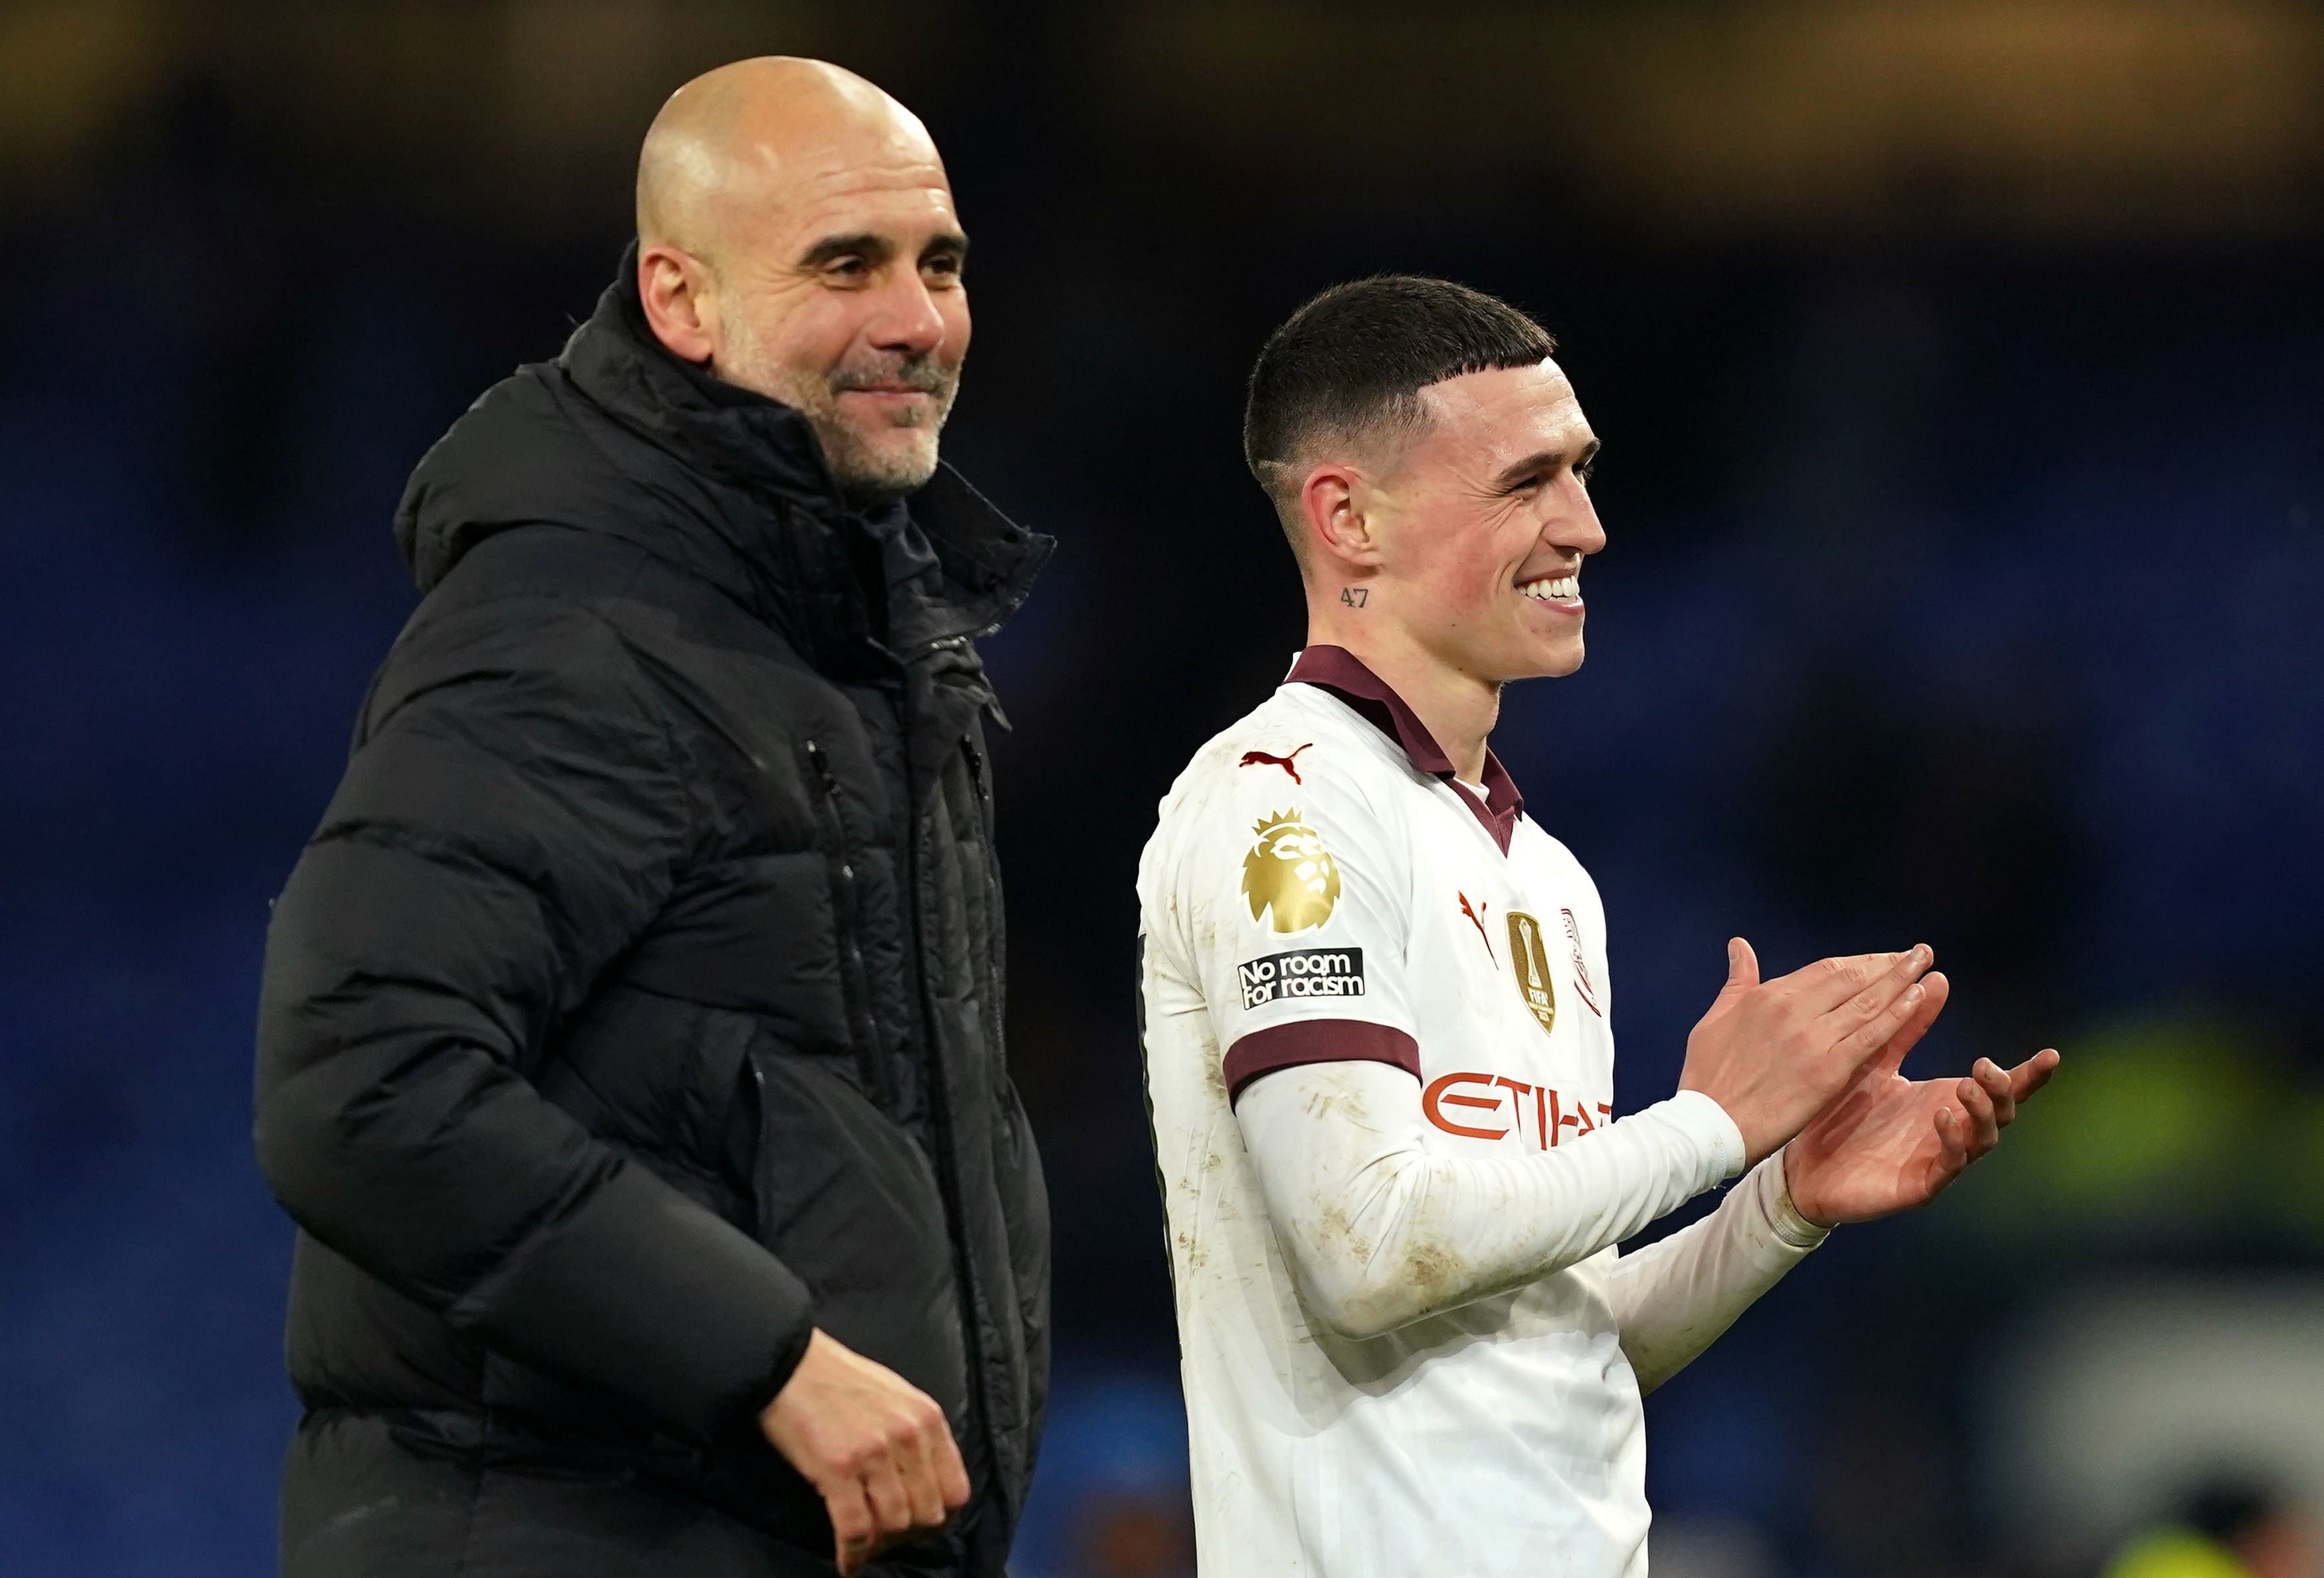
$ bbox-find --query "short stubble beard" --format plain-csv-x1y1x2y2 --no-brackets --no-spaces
721,318,961,508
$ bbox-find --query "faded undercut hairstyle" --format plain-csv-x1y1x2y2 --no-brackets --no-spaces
1243,275,1556,557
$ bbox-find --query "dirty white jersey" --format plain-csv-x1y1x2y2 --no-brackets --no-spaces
1135,647,1817,1578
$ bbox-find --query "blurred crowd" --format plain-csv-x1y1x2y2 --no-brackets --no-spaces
0,4,2319,1575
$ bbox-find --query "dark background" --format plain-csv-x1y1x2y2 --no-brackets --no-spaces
2,4,2321,1575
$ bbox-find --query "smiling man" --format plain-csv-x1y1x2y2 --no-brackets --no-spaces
256,58,1050,1578
1134,276,2058,1577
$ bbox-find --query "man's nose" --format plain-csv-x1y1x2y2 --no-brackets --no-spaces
867,270,949,359
1558,476,1608,556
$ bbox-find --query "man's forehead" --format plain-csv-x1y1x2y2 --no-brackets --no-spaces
786,120,950,191
1413,361,1588,462
789,169,955,223
1419,360,1576,426
731,143,959,250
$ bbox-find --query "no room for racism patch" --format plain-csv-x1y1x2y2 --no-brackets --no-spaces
1238,947,1367,1010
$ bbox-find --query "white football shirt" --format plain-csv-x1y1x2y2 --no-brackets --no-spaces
1136,647,1814,1578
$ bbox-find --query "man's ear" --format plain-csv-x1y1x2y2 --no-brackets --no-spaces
1299,462,1383,570
638,242,718,363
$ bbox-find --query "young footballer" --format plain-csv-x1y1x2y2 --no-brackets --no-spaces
1134,277,2058,1577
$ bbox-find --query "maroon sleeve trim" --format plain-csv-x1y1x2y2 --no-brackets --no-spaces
1224,1019,1422,1105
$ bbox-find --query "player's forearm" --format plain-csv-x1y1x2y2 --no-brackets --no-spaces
1234,1060,1743,1340
1608,1152,1827,1394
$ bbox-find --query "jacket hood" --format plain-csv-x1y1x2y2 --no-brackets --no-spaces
393,242,1050,669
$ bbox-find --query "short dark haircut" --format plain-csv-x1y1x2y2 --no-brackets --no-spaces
1242,275,1556,527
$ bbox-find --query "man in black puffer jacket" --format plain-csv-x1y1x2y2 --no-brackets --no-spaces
254,58,1050,1577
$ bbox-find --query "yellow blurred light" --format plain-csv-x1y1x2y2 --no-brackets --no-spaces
1945,1011,2324,1247
0,0,945,220
1106,0,2324,239
0,1,171,187
2103,1529,2254,1578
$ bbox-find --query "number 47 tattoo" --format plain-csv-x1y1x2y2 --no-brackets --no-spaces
1340,586,1369,608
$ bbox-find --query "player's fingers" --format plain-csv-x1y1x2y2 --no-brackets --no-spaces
1958,1075,2001,1156
1702,938,1761,1021
1975,1057,2017,1127
823,1476,878,1576
1872,972,1950,1075
1832,977,1928,1067
1794,952,1924,1013
1791,947,1919,1015
2010,1047,2062,1102
1930,1104,1971,1185
1815,946,1933,1033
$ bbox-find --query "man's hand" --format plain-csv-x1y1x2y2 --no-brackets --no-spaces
1782,970,2062,1226
759,1329,970,1575
1679,939,1936,1165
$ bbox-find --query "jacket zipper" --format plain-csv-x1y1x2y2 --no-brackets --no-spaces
961,736,1010,1109
804,739,888,1106
898,701,1002,1514
748,1057,771,1238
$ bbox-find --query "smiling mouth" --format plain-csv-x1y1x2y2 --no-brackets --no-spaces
1517,573,1581,603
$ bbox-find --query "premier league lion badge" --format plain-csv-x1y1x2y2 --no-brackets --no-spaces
1240,810,1341,934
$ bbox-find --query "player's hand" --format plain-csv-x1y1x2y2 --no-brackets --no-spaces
1678,939,1936,1164
758,1328,969,1575
1783,971,2060,1225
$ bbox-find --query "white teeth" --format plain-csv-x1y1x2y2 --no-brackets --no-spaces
1518,576,1580,601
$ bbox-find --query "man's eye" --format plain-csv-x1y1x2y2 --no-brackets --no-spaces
924,256,963,282
826,258,869,280
1576,460,1597,484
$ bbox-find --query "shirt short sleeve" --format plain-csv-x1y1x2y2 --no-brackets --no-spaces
1167,737,1420,1102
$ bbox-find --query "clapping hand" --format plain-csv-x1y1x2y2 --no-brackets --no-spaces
1679,940,1938,1166
1780,970,2060,1227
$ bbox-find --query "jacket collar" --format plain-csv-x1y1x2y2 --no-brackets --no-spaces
1285,644,1525,855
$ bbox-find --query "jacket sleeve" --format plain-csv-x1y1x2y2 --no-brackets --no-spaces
253,600,815,1441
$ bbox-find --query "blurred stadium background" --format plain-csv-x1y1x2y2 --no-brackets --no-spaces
1,3,2319,1574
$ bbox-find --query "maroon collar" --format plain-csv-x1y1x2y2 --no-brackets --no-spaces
1284,645,1525,855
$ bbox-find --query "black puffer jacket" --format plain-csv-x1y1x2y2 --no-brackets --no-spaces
253,248,1052,1577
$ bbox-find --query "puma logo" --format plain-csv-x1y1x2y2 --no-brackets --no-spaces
1239,743,1313,784
1458,893,1494,964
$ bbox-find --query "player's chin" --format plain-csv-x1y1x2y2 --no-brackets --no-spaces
1501,630,1586,681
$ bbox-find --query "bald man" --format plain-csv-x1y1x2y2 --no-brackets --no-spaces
255,58,1052,1578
